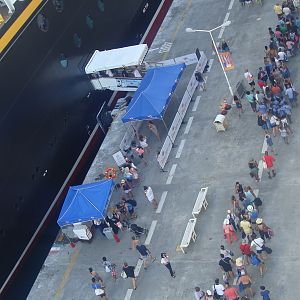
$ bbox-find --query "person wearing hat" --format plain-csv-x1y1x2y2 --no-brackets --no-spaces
223,219,238,244
256,218,272,240
247,205,258,225
235,257,247,277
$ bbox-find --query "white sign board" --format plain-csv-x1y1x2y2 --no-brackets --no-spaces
157,136,173,169
186,75,198,97
112,151,126,167
178,92,192,118
168,112,183,143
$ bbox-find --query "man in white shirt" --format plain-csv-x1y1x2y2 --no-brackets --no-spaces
143,186,158,209
278,50,287,61
251,236,265,260
212,278,225,297
244,69,255,91
283,5,291,16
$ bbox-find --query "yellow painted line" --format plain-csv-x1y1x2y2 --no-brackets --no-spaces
54,248,81,299
0,0,43,53
162,0,194,60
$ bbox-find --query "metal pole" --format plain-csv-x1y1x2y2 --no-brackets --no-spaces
209,31,234,97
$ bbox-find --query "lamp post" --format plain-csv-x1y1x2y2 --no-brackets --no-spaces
186,21,234,97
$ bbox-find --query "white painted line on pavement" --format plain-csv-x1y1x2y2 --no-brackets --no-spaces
207,58,214,72
184,116,194,134
258,160,264,180
228,0,235,10
145,220,158,245
192,96,201,112
124,289,133,300
261,137,268,153
134,258,143,277
166,163,177,184
218,27,225,39
224,12,230,23
175,139,186,158
156,191,168,213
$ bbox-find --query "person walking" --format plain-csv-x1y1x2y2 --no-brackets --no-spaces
248,158,260,182
136,243,156,269
263,151,276,178
219,254,234,279
89,267,104,286
139,134,149,153
147,120,161,141
274,3,283,18
240,218,252,242
256,218,273,240
143,186,158,209
102,257,117,280
265,134,277,155
226,210,239,232
224,284,239,300
244,69,256,92
223,219,238,244
122,262,137,289
260,286,271,300
231,195,241,214
220,245,234,259
238,270,253,298
239,240,251,265
212,278,225,299
251,234,267,261
160,252,176,278
245,91,257,112
250,251,266,277
233,95,243,117
194,287,206,300
91,278,108,299
279,123,289,144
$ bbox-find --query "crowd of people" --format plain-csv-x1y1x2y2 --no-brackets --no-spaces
193,2,300,299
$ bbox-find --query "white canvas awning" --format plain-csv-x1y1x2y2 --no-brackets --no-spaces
85,44,148,74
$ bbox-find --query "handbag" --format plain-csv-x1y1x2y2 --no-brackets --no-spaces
120,270,127,279
262,245,272,254
95,288,105,296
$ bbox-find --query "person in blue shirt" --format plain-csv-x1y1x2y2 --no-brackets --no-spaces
260,285,271,300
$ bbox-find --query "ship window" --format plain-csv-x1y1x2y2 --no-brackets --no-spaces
86,15,94,29
73,33,82,48
37,14,49,32
97,0,104,12
52,0,64,13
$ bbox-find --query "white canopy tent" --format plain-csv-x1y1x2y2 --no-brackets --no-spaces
85,44,149,74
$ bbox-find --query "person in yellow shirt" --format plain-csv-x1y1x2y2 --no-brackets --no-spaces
240,218,252,242
273,3,283,19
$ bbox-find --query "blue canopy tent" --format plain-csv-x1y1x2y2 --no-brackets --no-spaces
122,63,186,123
57,179,114,227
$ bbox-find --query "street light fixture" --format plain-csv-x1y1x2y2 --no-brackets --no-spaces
185,21,234,97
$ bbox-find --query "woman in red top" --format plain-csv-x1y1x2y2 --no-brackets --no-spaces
240,240,251,265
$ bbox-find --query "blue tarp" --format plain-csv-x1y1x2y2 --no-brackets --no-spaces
57,179,114,227
122,64,186,123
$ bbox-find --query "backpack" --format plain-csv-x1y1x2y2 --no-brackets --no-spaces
126,199,137,207
254,197,262,207
250,254,260,266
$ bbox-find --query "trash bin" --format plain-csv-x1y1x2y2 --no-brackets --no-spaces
214,114,228,132
103,227,114,240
